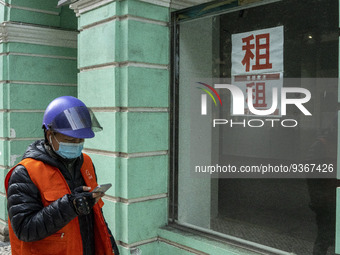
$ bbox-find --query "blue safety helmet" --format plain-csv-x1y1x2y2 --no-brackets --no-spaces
42,96,102,139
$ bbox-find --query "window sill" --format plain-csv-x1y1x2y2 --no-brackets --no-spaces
158,223,293,255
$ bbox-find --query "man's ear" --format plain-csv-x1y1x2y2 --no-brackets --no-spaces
46,130,52,137
45,129,52,144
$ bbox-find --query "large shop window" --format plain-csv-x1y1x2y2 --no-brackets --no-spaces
171,0,339,254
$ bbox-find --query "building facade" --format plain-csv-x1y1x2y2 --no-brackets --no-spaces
0,0,339,254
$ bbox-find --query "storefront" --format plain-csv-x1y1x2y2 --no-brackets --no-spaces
171,0,339,254
0,0,339,254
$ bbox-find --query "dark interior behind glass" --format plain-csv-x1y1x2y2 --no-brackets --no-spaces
173,0,339,254
216,0,338,253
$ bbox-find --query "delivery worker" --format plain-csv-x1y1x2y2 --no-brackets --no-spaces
5,96,119,255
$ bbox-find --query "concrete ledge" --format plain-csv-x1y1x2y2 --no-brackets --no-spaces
138,0,211,9
0,22,78,48
158,225,277,255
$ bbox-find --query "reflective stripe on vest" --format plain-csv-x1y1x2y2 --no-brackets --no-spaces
5,153,113,255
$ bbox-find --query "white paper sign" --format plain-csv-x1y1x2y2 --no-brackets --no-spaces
231,26,284,116
232,26,284,75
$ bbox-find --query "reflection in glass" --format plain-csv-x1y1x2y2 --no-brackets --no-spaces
175,0,338,254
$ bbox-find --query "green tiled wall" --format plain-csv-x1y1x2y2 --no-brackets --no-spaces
0,168,7,194
122,20,169,64
85,152,167,199
8,43,77,56
76,0,170,252
6,83,76,110
0,0,78,241
119,155,168,199
0,47,78,167
101,199,119,237
85,153,119,197
0,1,77,29
100,198,168,246
0,141,7,166
84,112,118,152
78,68,119,107
79,19,169,67
7,112,43,138
8,140,37,165
118,198,168,243
120,67,169,107
78,66,169,108
78,1,118,29
10,0,59,12
78,0,169,29
75,0,287,254
78,20,118,68
8,9,60,27
7,55,77,83
84,112,168,153
0,0,294,253
158,242,196,255
0,195,7,220
120,112,169,153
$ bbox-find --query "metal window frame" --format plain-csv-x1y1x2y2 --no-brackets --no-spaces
169,0,282,224
167,0,340,254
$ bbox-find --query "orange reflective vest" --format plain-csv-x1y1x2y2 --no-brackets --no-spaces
5,153,114,255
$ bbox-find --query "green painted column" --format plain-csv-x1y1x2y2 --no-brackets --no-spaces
70,0,169,253
0,1,78,241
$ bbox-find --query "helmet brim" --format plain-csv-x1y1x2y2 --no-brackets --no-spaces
56,128,95,139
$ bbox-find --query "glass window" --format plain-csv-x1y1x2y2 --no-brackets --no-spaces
171,0,339,254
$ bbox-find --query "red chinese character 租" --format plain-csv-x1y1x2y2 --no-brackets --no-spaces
253,33,272,71
246,82,267,108
241,35,255,72
241,33,273,72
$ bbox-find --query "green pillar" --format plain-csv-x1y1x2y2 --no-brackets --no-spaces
70,0,170,253
0,1,77,241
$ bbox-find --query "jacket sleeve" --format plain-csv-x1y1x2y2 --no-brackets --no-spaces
7,165,78,242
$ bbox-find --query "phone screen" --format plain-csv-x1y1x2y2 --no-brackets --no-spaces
92,183,112,193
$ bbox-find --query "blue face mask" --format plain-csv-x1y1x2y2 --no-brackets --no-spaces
50,135,84,159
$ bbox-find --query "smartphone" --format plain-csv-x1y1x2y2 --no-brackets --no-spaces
92,183,112,193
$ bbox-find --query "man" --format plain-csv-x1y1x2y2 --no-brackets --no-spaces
306,119,338,255
5,96,119,255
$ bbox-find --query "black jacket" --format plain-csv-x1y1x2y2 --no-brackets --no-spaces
6,140,119,255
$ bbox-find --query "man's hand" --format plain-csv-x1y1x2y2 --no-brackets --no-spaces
69,186,104,215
